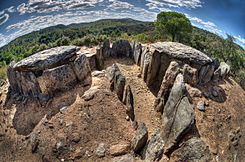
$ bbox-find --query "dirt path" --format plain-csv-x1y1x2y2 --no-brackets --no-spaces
105,58,161,136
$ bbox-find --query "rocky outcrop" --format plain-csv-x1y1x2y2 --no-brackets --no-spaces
161,73,195,154
7,46,92,101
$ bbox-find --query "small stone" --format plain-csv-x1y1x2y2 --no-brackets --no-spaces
197,101,205,111
126,116,130,121
30,133,39,153
56,141,65,152
82,86,100,101
96,143,106,157
110,141,131,156
85,150,91,157
212,89,218,97
66,121,73,127
60,106,68,113
92,71,105,77
71,132,81,143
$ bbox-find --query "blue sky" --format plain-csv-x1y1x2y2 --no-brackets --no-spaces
0,0,244,48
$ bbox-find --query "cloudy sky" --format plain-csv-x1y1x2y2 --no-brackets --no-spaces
0,0,244,48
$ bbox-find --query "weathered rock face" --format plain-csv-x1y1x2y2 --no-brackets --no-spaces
131,41,142,65
123,85,135,122
170,137,211,162
213,62,230,82
161,73,195,154
108,64,126,101
7,46,92,100
131,122,148,153
111,40,133,58
154,61,180,113
143,129,164,161
183,64,198,86
198,64,215,84
13,46,79,71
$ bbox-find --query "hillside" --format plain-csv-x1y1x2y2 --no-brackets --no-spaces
0,19,244,90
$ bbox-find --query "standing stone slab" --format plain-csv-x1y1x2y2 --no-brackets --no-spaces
123,85,135,122
146,50,161,87
131,122,148,153
37,64,77,95
154,61,180,113
73,54,92,86
183,64,198,86
131,41,142,65
162,73,195,154
111,40,133,58
108,64,126,101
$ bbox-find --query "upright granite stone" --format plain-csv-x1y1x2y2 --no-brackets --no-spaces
154,61,180,113
161,73,195,154
131,122,148,153
7,46,92,101
111,40,133,58
73,54,92,86
123,85,135,122
37,64,77,96
108,64,126,101
131,41,142,65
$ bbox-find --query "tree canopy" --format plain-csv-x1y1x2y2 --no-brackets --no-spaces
155,12,192,42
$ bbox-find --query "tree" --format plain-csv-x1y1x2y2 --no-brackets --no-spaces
155,12,192,42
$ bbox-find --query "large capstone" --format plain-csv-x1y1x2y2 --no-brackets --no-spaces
7,46,92,100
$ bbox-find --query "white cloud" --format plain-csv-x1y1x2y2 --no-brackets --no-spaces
234,35,245,44
0,10,4,16
108,0,134,9
0,34,7,47
186,15,222,34
7,6,16,13
0,14,9,25
146,0,202,9
16,0,104,14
